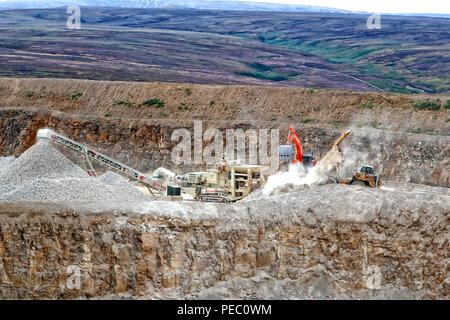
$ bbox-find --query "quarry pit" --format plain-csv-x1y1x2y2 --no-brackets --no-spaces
0,78,448,300
0,125,447,300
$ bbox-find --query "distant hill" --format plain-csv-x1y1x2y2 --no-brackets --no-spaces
1,1,448,18
0,0,350,13
0,7,449,93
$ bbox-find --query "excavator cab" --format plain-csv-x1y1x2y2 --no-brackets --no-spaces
359,166,374,175
279,125,316,168
302,154,316,168
351,165,381,188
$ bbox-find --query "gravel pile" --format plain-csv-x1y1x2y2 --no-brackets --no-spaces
99,171,150,201
0,156,16,173
0,140,152,202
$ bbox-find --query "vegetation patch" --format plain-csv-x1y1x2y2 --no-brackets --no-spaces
445,100,450,109
71,92,83,100
248,62,273,72
300,118,315,124
184,88,192,96
237,71,292,82
409,128,437,135
142,98,165,108
115,100,133,107
237,61,297,82
104,113,112,117
360,102,374,109
411,100,441,111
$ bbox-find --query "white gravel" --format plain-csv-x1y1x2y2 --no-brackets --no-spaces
0,156,16,174
99,171,149,201
0,140,152,202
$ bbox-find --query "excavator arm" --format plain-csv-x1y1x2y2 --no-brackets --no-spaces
287,126,304,164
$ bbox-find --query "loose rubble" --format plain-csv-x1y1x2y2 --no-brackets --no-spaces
99,171,150,200
0,156,16,174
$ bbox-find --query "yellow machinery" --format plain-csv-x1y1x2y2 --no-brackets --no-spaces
339,165,382,188
177,162,267,203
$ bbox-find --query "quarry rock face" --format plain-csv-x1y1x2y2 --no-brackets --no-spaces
0,185,448,299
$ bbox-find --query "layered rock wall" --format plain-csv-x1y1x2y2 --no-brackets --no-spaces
0,185,448,299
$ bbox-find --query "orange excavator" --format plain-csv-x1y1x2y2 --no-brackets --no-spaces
278,127,380,187
279,125,317,167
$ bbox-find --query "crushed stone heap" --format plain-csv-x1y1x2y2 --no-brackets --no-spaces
0,140,151,202
99,171,150,201
0,156,16,173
